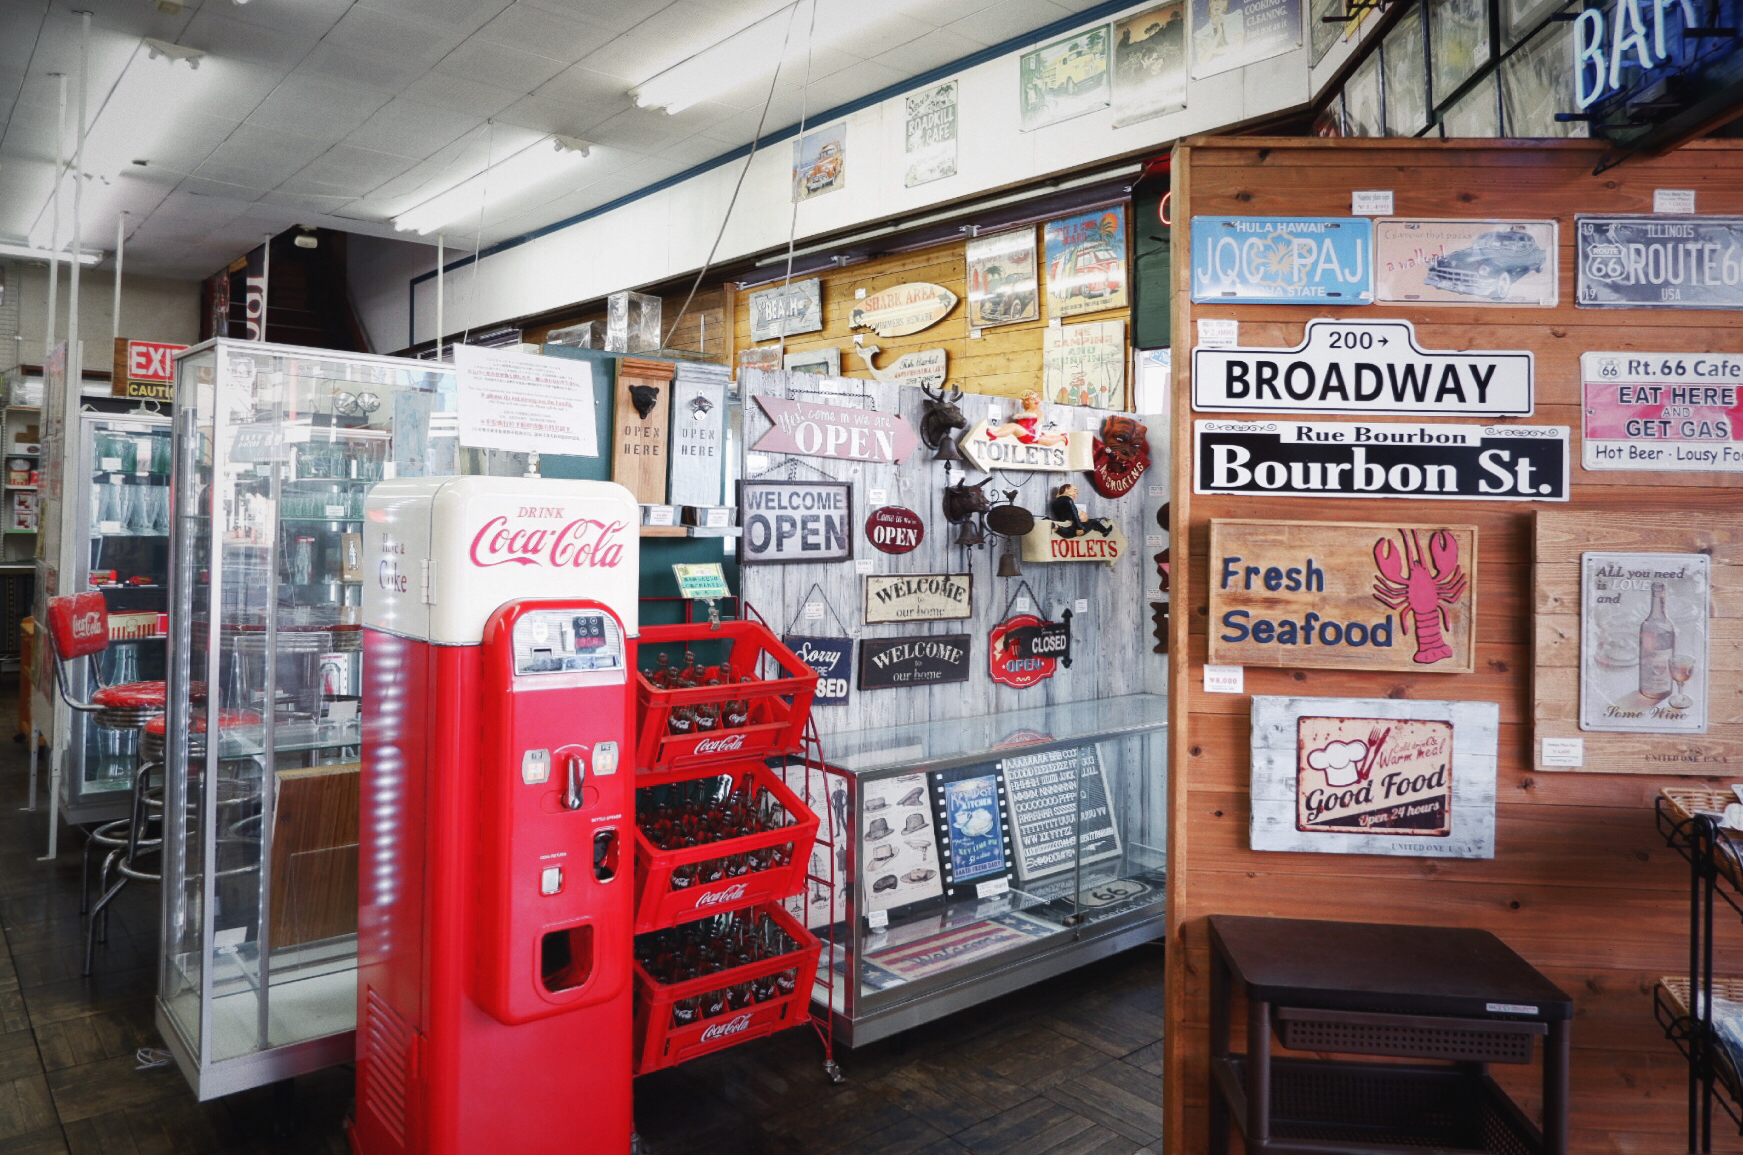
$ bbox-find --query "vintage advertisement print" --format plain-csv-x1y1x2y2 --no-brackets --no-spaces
1044,321,1127,408
860,772,944,914
1019,26,1111,131
1295,716,1454,835
1191,217,1373,304
1192,318,1534,416
936,771,1010,886
1195,420,1570,501
904,81,957,187
1577,216,1743,309
1044,207,1129,319
966,229,1040,328
1113,2,1187,126
1250,695,1499,859
1375,219,1558,306
1581,351,1743,472
1579,552,1710,734
1209,519,1477,673
1191,0,1302,77
792,122,846,201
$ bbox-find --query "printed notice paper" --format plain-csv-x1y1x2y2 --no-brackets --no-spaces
455,344,599,458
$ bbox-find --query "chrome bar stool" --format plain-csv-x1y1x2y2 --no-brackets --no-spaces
43,593,169,973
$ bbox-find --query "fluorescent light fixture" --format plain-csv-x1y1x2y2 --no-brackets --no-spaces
143,38,204,68
391,136,592,236
0,241,104,266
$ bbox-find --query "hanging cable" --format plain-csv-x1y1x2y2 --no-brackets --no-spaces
774,0,822,364
660,0,806,350
461,120,496,351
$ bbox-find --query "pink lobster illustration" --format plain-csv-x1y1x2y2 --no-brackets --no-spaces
1372,529,1466,665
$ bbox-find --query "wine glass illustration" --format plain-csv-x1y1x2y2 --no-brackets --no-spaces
1670,653,1697,710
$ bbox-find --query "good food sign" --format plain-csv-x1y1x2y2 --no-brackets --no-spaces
1209,519,1478,673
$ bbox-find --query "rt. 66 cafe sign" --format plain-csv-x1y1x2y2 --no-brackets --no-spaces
112,338,187,402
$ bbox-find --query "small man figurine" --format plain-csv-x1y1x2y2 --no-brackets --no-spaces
1049,483,1113,539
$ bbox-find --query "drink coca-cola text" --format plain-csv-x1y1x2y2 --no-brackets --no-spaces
469,514,628,569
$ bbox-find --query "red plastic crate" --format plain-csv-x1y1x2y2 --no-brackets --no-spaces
632,904,821,1074
634,621,817,775
632,762,820,933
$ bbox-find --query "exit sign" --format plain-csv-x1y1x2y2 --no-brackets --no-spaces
112,338,187,402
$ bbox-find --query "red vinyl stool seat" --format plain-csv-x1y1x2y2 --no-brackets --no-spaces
90,680,168,730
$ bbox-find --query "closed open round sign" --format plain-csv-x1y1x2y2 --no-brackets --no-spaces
865,506,925,554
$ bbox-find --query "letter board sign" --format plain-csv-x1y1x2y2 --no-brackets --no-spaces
1209,519,1478,674
738,480,852,564
1192,319,1533,416
1582,351,1743,471
1195,420,1569,501
1576,216,1743,309
1191,217,1374,304
859,634,972,689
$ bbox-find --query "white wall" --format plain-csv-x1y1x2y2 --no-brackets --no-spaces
371,0,1361,349
347,234,441,355
13,264,200,374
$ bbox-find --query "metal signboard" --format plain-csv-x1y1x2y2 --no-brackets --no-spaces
780,634,853,706
668,377,726,506
1191,217,1374,304
751,396,920,465
863,573,972,624
988,613,1067,688
1194,420,1569,501
1579,552,1710,734
1581,351,1743,471
1576,216,1743,309
864,506,925,554
737,480,852,564
858,634,973,690
747,279,823,341
1374,220,1558,307
1192,318,1534,416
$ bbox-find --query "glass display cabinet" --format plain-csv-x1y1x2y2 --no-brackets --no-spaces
158,340,456,1099
60,412,173,822
794,693,1167,1046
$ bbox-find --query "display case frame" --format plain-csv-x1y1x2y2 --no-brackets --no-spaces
804,692,1167,1048
157,339,456,1100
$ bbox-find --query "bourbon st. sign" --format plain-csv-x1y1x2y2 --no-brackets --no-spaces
752,396,920,464
1191,318,1534,416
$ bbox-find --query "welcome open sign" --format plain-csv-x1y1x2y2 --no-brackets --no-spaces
1208,519,1478,674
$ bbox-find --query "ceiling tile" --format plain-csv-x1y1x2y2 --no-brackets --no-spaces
179,9,321,69
583,106,691,151
297,43,430,95
344,98,483,160
792,58,907,111
176,176,267,203
286,146,418,197
496,94,612,138
246,75,392,140
257,189,358,213
475,3,619,63
352,0,506,38
656,133,734,167
869,27,985,73
195,123,330,189
944,0,1072,48
219,0,354,41
520,0,685,36
533,63,635,114
400,70,526,116
322,4,460,65
434,39,568,92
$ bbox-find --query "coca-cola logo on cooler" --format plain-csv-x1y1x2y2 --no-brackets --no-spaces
469,511,628,569
692,882,750,909
700,1013,756,1043
692,733,748,755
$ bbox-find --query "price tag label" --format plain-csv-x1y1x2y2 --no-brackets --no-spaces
976,877,1011,899
100,457,123,472
868,488,887,506
855,559,874,574
1074,599,1088,614
867,909,889,930
1541,738,1584,767
1014,597,1031,613
803,602,824,620
1352,189,1394,216
1204,665,1244,694
1654,188,1696,214
1148,484,1168,498
98,520,122,535
672,563,730,600
1146,534,1164,548
1197,318,1238,349
324,504,346,518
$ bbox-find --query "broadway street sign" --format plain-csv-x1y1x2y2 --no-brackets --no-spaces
1192,318,1533,416
1194,420,1569,501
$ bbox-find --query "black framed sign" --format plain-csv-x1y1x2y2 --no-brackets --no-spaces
858,634,972,690
930,763,1014,900
780,634,852,706
738,479,853,564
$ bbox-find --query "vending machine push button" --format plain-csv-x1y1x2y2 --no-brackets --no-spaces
592,741,619,776
522,749,551,785
539,866,563,896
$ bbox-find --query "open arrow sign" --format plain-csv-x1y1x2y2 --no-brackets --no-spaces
752,396,920,464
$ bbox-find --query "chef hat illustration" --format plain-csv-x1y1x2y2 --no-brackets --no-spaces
1307,740,1369,789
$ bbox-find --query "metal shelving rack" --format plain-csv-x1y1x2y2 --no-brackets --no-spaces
1655,797,1743,1152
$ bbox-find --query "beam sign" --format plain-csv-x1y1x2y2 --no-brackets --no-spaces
1192,319,1534,417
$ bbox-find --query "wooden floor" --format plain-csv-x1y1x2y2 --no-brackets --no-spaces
0,736,1164,1155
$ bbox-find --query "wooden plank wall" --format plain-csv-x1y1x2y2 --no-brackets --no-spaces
1165,138,1743,1154
729,228,1132,402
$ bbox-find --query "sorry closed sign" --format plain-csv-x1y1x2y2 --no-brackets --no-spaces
739,480,853,564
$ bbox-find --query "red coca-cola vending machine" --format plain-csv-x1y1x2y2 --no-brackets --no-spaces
353,477,639,1155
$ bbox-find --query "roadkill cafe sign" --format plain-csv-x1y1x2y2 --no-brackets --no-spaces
1195,421,1569,501
1192,318,1534,416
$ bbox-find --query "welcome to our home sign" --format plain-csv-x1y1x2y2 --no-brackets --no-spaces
1208,519,1478,674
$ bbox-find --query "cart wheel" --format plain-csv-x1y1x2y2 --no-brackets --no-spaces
631,1132,649,1155
824,1059,846,1085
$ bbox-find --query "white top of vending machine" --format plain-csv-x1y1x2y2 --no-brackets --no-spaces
363,476,641,644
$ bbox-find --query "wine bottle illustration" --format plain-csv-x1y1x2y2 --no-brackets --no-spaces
1638,581,1675,702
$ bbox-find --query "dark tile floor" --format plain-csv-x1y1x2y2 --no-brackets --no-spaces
0,733,1163,1154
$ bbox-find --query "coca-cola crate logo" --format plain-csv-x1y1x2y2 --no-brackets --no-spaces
690,732,749,756
699,1013,756,1043
692,882,751,910
469,511,629,569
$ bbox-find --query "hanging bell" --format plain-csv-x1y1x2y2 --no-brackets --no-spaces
996,545,1022,577
933,431,964,462
955,518,985,548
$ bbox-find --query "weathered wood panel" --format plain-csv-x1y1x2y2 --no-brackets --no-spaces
1167,137,1743,1155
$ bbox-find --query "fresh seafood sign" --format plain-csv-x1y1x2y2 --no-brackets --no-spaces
1208,519,1477,673
1250,695,1500,859
1190,217,1374,304
1191,318,1534,416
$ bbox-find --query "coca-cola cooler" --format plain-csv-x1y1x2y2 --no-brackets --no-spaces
354,477,639,1155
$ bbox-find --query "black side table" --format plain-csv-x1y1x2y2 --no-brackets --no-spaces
1208,915,1572,1155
